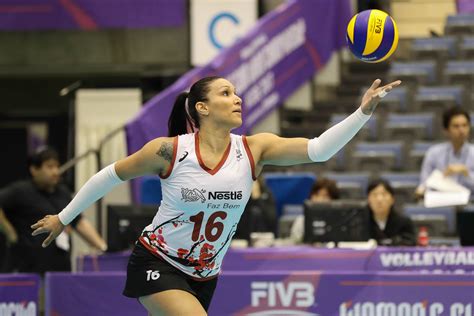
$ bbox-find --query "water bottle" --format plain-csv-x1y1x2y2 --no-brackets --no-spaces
417,226,429,247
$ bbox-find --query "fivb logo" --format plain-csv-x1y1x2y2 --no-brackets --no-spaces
251,281,315,308
0,301,36,316
340,301,473,316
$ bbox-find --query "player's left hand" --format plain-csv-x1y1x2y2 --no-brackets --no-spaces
360,79,402,115
31,214,65,248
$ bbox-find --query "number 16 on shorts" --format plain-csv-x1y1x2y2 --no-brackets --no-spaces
146,270,160,281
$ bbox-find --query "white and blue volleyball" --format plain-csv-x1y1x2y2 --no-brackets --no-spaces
346,9,399,63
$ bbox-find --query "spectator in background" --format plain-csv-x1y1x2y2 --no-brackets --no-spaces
308,177,340,202
234,176,277,241
290,177,340,243
416,106,474,197
367,179,416,246
0,147,107,274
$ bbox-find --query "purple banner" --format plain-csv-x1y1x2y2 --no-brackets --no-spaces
44,271,474,315
458,0,474,13
0,274,40,314
78,247,474,274
222,246,371,272
125,0,351,201
45,272,145,316
0,0,185,30
224,247,474,274
368,247,474,273
210,271,474,315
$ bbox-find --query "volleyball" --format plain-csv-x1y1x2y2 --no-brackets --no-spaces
346,9,399,63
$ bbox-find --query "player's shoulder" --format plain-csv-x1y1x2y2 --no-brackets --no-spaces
141,136,177,155
245,133,279,145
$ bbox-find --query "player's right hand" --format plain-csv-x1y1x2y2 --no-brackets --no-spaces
31,214,65,248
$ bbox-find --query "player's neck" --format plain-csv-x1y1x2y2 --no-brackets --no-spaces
198,129,231,153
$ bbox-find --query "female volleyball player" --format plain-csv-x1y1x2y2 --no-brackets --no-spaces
32,76,401,315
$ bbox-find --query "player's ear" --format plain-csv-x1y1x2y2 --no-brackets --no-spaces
196,102,209,116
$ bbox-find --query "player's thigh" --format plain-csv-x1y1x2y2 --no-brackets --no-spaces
139,289,207,316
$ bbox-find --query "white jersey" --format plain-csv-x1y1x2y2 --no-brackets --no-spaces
139,132,256,279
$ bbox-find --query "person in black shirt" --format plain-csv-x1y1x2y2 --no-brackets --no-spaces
0,147,107,274
234,176,277,241
367,179,416,246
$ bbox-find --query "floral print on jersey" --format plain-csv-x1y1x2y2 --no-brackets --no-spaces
140,212,238,278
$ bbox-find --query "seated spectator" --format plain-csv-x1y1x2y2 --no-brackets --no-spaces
416,106,474,197
367,179,416,246
290,177,340,243
309,177,340,202
234,176,277,241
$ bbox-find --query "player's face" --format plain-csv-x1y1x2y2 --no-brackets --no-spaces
31,159,60,189
367,184,394,218
446,115,470,145
205,78,243,129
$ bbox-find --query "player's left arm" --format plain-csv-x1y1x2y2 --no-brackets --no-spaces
247,79,401,168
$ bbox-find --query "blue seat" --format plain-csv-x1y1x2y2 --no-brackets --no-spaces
411,37,457,59
415,86,464,106
444,61,474,85
322,172,371,198
380,86,410,112
403,204,456,236
447,14,474,26
381,172,420,185
381,172,420,204
385,112,435,140
411,141,435,153
140,176,162,205
460,36,474,58
408,141,436,171
263,172,316,218
351,141,405,171
445,14,474,35
389,61,437,85
329,113,378,140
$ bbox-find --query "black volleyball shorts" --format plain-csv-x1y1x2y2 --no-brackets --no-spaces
122,241,218,311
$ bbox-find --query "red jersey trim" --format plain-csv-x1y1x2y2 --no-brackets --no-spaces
242,135,257,181
159,136,178,179
138,237,218,282
195,132,231,175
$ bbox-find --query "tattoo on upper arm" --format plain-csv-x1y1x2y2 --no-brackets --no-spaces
156,142,173,162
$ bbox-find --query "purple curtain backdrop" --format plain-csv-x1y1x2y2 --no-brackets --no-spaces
457,0,474,13
0,0,185,30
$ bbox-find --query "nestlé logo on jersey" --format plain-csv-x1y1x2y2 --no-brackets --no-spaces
181,188,206,203
208,190,242,200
